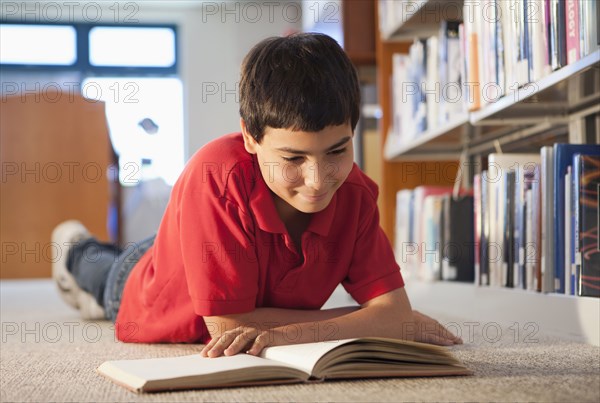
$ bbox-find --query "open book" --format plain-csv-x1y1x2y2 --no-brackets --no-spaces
97,337,472,393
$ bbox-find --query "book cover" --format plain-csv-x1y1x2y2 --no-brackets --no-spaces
96,338,473,393
575,155,600,297
552,144,600,293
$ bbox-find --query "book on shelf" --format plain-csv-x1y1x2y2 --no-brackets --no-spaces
516,163,541,291
441,194,475,283
566,0,581,65
96,337,473,393
503,171,517,288
552,144,600,293
565,166,574,295
540,146,555,293
479,171,491,287
422,195,445,281
411,186,453,279
473,173,483,286
573,154,600,297
487,154,540,288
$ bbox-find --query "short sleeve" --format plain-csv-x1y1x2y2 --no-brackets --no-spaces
178,175,259,316
342,204,404,305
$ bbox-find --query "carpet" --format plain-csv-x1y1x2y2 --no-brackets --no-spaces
1,279,599,402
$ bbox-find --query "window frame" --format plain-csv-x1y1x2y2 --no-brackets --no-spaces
0,20,178,75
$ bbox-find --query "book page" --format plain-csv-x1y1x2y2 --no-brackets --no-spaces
261,339,356,375
99,353,300,383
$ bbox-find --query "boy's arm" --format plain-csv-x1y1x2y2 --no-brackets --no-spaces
200,288,461,357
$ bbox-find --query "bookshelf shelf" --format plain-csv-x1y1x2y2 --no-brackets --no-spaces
381,0,464,41
383,50,600,161
384,113,468,161
470,50,600,125
405,281,600,346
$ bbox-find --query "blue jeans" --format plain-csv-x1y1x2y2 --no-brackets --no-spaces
67,235,155,322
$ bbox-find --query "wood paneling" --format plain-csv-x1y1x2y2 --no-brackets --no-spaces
343,0,376,65
1,93,112,279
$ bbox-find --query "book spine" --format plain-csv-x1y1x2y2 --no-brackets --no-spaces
474,173,482,285
549,0,561,70
495,0,506,96
557,0,568,67
525,188,535,290
505,171,516,287
530,172,542,292
565,0,580,64
578,155,600,297
573,154,582,295
466,2,482,111
564,166,572,295
552,144,565,294
540,146,555,293
481,170,490,286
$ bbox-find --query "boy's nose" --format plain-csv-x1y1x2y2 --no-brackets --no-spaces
304,162,326,190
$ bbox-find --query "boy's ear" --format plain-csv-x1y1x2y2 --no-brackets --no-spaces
240,118,258,154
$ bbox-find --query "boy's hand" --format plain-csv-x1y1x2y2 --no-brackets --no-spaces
411,310,463,346
200,326,283,358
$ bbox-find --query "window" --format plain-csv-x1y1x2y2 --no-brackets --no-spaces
0,24,76,65
82,77,184,186
89,27,176,68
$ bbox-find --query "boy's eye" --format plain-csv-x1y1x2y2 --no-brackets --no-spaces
328,148,346,156
282,156,303,162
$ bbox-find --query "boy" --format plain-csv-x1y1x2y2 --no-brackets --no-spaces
52,33,461,358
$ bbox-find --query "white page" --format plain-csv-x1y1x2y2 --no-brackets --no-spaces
261,339,356,375
101,353,294,382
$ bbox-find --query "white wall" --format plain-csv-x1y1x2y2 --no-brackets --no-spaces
0,1,302,159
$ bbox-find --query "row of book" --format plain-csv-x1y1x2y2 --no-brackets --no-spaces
388,0,599,144
394,143,600,297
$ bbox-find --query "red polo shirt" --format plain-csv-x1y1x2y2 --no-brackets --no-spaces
115,133,404,343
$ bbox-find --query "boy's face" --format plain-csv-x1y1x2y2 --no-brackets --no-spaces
241,121,354,217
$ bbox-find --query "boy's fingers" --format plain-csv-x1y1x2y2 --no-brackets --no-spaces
224,330,256,356
246,331,270,356
207,328,243,357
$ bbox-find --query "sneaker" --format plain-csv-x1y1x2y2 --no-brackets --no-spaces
51,220,106,320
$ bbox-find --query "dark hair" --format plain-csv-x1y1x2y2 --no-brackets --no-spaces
239,33,360,142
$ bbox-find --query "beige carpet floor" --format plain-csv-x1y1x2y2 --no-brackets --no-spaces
1,279,599,402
